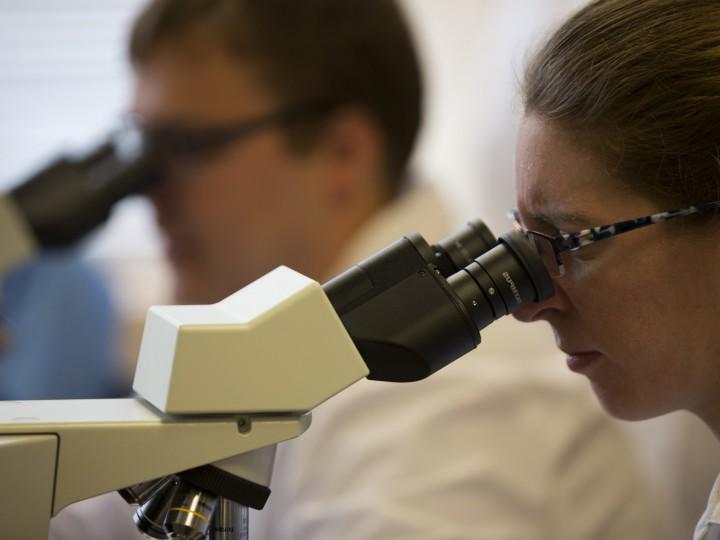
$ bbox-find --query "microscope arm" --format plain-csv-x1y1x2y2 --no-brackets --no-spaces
0,399,309,540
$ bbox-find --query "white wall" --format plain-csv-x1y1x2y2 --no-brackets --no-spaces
401,0,583,231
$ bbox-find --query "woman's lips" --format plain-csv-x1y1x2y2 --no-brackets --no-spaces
565,351,603,373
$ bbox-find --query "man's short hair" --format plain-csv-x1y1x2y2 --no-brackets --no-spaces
130,0,423,193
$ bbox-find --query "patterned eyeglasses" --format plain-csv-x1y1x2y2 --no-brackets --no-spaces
510,201,720,277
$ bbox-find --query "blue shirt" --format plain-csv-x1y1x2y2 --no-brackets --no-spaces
0,252,127,399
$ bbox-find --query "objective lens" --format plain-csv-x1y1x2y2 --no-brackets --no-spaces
208,498,249,540
164,481,218,539
447,229,554,331
134,477,179,539
119,476,173,506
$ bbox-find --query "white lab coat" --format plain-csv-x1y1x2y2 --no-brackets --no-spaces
695,475,720,539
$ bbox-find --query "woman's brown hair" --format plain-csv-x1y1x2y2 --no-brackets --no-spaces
523,0,720,209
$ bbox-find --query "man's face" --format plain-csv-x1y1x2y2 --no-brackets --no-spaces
133,39,328,303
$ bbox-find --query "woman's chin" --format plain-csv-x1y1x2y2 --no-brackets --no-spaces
592,383,675,421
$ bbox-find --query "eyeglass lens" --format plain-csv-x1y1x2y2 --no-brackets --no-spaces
527,233,563,277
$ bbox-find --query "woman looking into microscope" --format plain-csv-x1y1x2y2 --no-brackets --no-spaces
510,1,720,538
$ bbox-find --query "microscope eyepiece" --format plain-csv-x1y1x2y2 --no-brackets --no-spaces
8,125,160,248
446,229,554,330
323,222,554,382
431,219,497,276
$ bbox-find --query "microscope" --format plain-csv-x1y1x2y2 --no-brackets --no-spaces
0,136,554,539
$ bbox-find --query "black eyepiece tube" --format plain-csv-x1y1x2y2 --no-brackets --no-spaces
446,230,554,331
430,219,497,277
9,132,160,248
323,224,554,382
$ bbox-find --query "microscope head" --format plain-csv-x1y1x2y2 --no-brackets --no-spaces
133,266,369,415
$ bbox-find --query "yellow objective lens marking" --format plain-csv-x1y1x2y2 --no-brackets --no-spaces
169,507,210,522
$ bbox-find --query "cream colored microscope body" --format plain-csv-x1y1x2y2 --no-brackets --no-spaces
0,267,368,540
